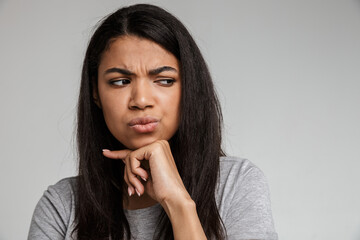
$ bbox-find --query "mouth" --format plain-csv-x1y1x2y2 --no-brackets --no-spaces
128,116,159,133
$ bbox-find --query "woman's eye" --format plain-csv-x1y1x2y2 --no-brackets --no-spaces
156,79,175,86
109,79,131,86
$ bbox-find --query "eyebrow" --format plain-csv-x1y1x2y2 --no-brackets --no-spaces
104,66,177,76
104,68,134,75
149,66,177,75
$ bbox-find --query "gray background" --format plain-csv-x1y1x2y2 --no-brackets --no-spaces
1,0,360,239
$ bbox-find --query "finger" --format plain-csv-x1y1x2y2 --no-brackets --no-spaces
102,149,131,161
129,155,149,182
125,154,144,196
134,140,176,172
123,167,135,197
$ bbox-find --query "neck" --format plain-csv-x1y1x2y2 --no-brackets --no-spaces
123,192,158,210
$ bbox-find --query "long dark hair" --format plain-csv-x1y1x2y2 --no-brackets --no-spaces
75,4,225,240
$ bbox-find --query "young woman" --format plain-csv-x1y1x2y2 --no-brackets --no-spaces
28,4,278,240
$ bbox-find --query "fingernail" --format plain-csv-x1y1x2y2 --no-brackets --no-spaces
102,149,110,152
128,187,133,197
141,177,147,182
135,188,141,197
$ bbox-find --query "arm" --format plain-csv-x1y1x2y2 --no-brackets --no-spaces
162,191,206,240
103,140,207,240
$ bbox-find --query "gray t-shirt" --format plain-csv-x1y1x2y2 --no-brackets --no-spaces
28,157,278,240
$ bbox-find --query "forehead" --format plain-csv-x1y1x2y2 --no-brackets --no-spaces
99,35,179,71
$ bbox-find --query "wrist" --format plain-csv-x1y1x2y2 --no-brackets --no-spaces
162,195,206,240
161,193,195,221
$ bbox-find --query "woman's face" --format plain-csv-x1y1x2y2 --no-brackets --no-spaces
96,35,181,150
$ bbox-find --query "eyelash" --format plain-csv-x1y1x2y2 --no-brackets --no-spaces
155,79,175,86
109,79,175,86
109,79,130,86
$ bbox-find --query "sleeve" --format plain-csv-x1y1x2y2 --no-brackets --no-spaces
27,182,71,240
222,162,278,240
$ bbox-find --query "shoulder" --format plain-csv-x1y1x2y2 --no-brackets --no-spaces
217,156,278,240
28,177,77,240
218,156,267,187
219,156,260,174
47,177,77,198
41,177,77,215
217,156,270,203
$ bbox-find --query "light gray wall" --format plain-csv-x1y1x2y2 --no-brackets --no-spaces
1,0,359,239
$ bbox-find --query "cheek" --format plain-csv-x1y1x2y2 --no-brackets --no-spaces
101,105,129,146
166,90,181,126
100,96,127,128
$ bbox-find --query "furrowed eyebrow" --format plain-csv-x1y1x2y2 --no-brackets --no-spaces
104,68,135,75
149,66,177,75
104,66,177,76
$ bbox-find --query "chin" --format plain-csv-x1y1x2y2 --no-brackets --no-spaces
123,136,161,150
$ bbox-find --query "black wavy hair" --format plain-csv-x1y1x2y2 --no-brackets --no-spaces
75,4,225,240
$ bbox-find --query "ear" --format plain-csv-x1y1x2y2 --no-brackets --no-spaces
92,80,102,109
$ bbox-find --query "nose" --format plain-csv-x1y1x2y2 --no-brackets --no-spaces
128,80,154,110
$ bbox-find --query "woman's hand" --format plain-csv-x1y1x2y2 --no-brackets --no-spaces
103,140,207,240
102,140,190,207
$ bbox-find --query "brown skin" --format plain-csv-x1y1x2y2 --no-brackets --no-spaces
96,35,181,150
97,36,206,239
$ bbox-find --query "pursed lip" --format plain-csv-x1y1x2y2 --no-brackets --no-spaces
128,116,160,126
128,116,160,133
